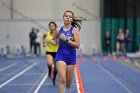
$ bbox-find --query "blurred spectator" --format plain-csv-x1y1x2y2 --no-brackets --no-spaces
29,27,36,55
35,28,43,56
116,28,126,56
104,32,111,55
124,29,131,52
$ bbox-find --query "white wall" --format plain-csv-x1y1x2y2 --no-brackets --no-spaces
0,0,101,55
0,0,100,20
0,20,101,55
0,0,11,20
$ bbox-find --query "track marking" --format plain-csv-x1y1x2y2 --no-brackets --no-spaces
0,63,32,81
135,61,140,68
98,62,133,93
33,72,48,93
27,72,45,93
75,61,85,93
0,73,43,75
4,83,77,86
0,63,17,72
75,68,81,93
0,63,37,88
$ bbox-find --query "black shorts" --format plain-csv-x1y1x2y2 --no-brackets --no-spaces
46,52,57,58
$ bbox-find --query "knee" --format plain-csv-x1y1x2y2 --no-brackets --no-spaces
47,61,53,66
60,77,66,84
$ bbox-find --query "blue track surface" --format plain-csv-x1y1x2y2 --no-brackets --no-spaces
0,57,77,93
77,56,140,93
0,56,140,93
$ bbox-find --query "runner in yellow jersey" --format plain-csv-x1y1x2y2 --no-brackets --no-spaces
43,21,59,85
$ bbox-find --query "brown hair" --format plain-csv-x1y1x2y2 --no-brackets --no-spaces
63,10,86,31
48,21,57,28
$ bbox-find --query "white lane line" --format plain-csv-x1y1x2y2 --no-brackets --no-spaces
33,72,48,93
98,63,133,93
135,61,140,68
0,73,43,75
0,63,37,89
75,68,81,93
0,63,17,72
27,72,45,93
0,63,32,81
5,83,76,86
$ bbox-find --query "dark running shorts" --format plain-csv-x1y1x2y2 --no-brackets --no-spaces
46,52,57,58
